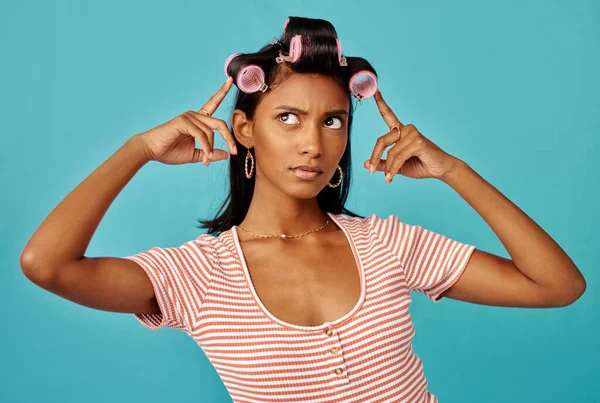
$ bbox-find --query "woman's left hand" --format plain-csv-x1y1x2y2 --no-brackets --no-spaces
364,90,463,184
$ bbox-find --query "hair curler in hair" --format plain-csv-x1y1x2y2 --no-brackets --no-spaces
335,39,347,66
223,53,269,94
237,65,269,94
282,17,290,35
349,70,378,101
224,53,242,77
276,34,302,64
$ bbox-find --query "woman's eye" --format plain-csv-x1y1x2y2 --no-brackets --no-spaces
324,116,342,129
279,112,300,125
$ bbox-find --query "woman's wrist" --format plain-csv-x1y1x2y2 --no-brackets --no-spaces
127,134,153,164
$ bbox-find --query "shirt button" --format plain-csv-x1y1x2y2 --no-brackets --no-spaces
330,347,339,354
324,328,333,337
335,368,343,375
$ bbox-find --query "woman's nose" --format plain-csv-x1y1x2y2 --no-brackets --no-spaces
298,128,323,157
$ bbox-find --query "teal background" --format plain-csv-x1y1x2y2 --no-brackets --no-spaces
2,0,598,402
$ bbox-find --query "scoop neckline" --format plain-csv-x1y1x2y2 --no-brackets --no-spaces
230,211,367,332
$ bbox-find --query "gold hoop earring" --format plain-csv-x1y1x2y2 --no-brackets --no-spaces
327,165,343,188
245,148,255,179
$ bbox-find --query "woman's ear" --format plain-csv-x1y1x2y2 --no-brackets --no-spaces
231,109,253,148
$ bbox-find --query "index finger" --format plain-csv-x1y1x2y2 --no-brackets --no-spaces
374,90,403,131
199,76,234,116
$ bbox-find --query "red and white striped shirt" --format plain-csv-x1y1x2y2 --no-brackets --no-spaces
125,212,476,402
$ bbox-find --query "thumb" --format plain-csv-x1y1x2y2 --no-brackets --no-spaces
364,159,385,171
191,148,206,164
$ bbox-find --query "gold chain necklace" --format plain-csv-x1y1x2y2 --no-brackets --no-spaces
237,218,330,240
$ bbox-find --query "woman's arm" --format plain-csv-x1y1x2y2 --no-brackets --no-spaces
20,80,234,317
439,160,586,307
368,90,586,308
20,135,150,279
19,135,167,315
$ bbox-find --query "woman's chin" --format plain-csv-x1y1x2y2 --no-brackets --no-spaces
284,183,326,199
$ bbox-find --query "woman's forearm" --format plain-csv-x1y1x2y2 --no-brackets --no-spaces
21,135,151,274
441,160,585,293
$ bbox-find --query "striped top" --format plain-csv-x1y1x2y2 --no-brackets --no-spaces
125,212,476,403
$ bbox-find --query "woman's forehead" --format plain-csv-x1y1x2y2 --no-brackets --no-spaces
262,73,349,111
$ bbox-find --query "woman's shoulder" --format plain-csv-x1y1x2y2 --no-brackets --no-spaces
191,227,239,259
335,212,418,243
192,226,234,243
334,211,399,227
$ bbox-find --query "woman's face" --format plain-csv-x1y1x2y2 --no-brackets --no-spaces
245,73,350,199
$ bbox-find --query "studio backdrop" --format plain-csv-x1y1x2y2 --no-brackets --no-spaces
1,1,598,402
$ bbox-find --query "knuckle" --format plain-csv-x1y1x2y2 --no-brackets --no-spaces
218,120,229,131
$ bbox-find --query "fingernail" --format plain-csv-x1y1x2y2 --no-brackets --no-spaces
369,163,375,174
209,151,213,160
385,173,392,182
232,145,238,155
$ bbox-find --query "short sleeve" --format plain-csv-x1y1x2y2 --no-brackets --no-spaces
369,214,476,302
123,234,216,332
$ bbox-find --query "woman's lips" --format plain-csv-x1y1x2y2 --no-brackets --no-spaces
290,168,322,180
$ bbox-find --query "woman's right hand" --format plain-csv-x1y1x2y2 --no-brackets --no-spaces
134,77,238,166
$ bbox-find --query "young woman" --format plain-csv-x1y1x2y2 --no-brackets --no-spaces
21,16,585,403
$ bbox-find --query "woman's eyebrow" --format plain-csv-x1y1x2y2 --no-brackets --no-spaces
274,105,348,116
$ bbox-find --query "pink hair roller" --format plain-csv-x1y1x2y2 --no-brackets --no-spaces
237,64,268,94
282,18,290,34
349,70,378,101
289,35,302,62
336,38,347,66
224,53,242,77
276,34,302,64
